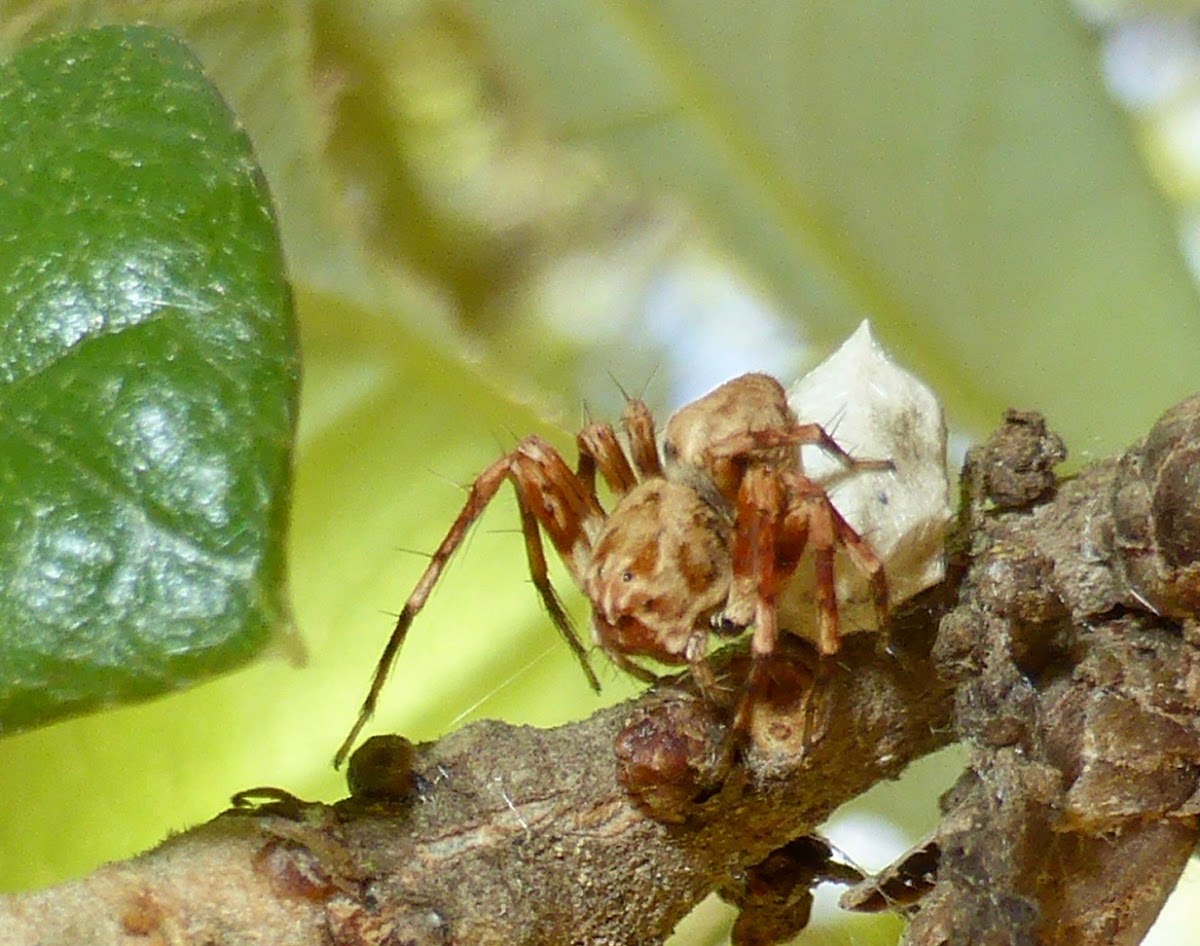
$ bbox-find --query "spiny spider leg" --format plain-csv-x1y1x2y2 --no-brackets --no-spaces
718,460,888,772
807,494,841,656
575,393,663,502
576,423,638,500
786,471,890,654
514,481,601,694
705,423,894,473
334,436,603,768
825,485,890,643
721,467,789,773
606,649,663,686
828,502,888,626
621,398,663,480
683,628,720,704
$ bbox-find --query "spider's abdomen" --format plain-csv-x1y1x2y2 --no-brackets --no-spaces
662,373,799,505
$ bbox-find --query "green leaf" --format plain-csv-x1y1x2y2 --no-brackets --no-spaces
0,26,298,734
468,0,1200,450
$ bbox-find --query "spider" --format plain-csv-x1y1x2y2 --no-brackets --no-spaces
334,373,892,769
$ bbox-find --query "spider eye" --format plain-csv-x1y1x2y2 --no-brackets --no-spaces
622,570,633,583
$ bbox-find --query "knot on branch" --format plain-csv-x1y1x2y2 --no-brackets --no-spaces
1113,392,1200,620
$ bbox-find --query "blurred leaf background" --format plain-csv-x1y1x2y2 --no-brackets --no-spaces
2,1,1200,943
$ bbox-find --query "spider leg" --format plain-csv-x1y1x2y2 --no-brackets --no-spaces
706,423,894,473
335,436,604,769
514,481,601,693
576,422,638,500
607,649,663,686
622,397,663,480
787,470,889,647
513,439,606,570
808,495,841,656
829,501,890,644
723,496,761,631
684,628,722,705
335,451,516,768
720,468,791,773
574,392,663,504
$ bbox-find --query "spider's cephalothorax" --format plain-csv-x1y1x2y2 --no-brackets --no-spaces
334,373,891,768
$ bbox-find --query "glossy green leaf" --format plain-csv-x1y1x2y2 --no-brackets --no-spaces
0,26,298,734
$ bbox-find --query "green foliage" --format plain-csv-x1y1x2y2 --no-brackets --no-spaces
0,4,1196,944
468,0,1200,445
0,27,297,733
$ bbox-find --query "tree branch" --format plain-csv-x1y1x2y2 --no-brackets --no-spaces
3,396,1199,946
897,403,1200,946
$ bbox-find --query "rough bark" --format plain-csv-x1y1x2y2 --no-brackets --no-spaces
3,397,1199,946
893,402,1200,946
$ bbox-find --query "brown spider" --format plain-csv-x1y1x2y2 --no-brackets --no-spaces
334,373,891,768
